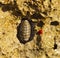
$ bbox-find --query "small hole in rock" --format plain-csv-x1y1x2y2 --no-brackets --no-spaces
50,21,59,26
53,43,57,49
2,32,5,35
26,56,29,58
37,21,45,27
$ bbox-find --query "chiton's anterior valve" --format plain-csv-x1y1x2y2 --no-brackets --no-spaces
17,18,31,44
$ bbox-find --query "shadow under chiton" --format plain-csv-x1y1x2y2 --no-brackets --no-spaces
17,18,35,44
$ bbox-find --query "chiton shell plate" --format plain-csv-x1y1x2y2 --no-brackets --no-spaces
19,20,31,41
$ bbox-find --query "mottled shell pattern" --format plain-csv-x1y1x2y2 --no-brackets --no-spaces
19,19,31,41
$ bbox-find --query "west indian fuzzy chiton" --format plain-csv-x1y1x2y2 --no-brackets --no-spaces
17,18,32,44
20,20,31,41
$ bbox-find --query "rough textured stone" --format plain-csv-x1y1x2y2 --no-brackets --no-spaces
0,0,60,58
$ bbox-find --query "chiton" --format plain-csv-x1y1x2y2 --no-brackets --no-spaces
19,19,31,41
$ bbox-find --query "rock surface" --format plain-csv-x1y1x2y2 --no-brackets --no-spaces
0,0,60,58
